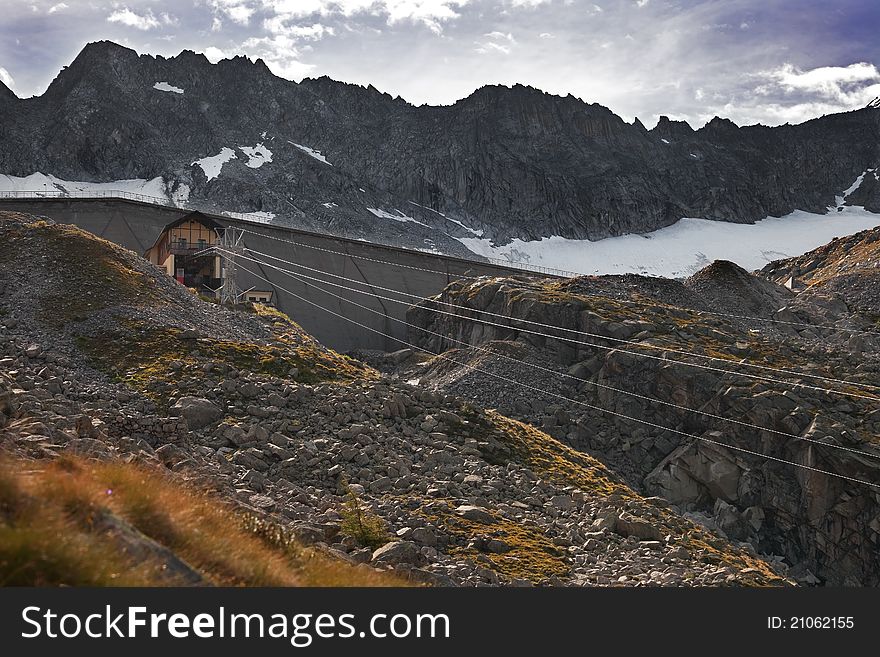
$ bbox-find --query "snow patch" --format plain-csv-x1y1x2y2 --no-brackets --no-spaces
458,207,880,278
367,207,431,228
835,169,876,207
153,81,184,94
239,143,273,169
322,202,337,209
288,141,332,166
0,172,168,199
408,200,484,236
192,148,236,182
660,138,670,144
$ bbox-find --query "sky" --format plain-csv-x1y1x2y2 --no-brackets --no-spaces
1,0,879,128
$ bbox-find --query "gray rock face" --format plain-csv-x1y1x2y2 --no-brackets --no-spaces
1,40,879,253
404,259,880,586
170,396,222,430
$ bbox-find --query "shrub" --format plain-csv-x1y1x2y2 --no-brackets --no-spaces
339,484,388,550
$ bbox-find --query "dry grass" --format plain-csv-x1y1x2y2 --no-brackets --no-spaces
0,456,404,587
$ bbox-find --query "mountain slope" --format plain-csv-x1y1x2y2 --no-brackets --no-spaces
1,40,879,253
0,210,789,586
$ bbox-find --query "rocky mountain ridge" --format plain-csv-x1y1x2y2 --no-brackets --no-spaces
1,40,879,255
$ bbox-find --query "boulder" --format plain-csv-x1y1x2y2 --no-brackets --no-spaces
615,514,663,541
454,505,498,524
371,541,426,566
170,396,222,429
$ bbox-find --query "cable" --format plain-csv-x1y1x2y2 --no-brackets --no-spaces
219,247,880,403
236,245,880,393
236,226,880,337
232,249,880,462
232,259,880,490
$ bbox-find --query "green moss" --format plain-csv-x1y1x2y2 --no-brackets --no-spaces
77,318,374,408
418,504,570,583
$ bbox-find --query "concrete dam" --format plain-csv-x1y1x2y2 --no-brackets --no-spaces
0,197,561,351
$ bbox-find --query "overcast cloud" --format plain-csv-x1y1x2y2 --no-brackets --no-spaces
2,0,879,127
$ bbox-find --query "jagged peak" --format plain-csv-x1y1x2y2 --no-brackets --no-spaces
655,115,694,129
0,78,15,102
73,40,139,64
702,115,739,130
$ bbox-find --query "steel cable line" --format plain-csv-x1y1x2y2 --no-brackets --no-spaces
227,249,880,461
231,258,880,490
236,226,880,337
236,245,880,393
219,247,880,403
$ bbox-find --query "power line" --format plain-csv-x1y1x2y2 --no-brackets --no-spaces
230,249,880,462
220,247,880,403
236,226,880,337
231,258,880,490
237,245,880,393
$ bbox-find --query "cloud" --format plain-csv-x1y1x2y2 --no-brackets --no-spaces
505,0,551,6
539,32,554,39
264,16,335,40
759,62,880,101
476,30,516,55
47,2,68,13
240,34,316,79
636,0,649,7
106,7,176,30
206,1,469,34
202,46,228,63
484,31,515,42
0,66,15,91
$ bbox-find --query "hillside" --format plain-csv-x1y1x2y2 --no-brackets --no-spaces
761,225,880,326
0,41,879,255
405,260,880,585
0,210,789,586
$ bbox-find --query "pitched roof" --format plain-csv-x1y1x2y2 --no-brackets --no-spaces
145,211,226,254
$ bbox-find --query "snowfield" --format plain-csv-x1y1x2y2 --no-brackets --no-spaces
289,142,332,165
459,206,880,278
192,148,236,182
239,143,273,169
0,172,189,205
153,81,184,94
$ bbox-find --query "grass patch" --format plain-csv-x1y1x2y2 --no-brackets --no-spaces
0,456,404,587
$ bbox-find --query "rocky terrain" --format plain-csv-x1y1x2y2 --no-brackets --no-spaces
1,40,879,254
0,210,791,587
405,247,880,585
761,226,880,325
